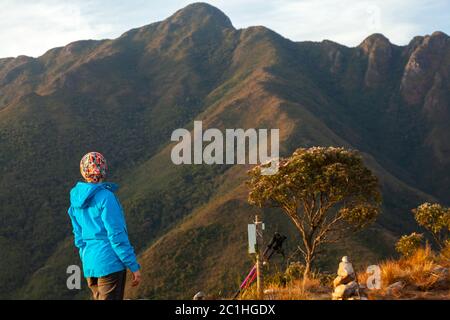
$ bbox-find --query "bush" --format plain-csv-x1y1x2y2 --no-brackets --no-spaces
413,203,449,249
285,262,305,280
266,272,290,288
396,233,424,257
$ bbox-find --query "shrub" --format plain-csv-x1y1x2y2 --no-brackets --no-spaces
396,233,424,257
413,203,450,249
285,262,305,280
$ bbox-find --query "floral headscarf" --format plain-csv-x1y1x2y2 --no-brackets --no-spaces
80,152,107,183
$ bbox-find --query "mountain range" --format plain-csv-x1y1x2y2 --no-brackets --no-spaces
0,3,448,299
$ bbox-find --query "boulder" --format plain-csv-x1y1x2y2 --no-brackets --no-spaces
337,256,355,278
334,256,356,287
332,281,359,300
432,265,448,276
430,266,450,290
333,276,345,288
358,284,369,297
386,281,404,295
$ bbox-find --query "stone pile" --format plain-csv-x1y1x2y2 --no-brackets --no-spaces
332,256,367,300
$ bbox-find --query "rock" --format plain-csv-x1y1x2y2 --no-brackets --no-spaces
332,290,344,300
338,256,355,278
333,276,344,288
263,289,278,299
333,274,355,287
331,256,368,300
334,256,355,287
400,32,450,105
357,284,368,297
347,296,369,300
332,281,359,300
432,265,448,276
264,289,276,294
333,275,352,288
193,291,206,300
430,266,450,290
386,281,404,295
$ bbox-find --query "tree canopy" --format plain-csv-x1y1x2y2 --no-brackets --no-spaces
247,147,382,277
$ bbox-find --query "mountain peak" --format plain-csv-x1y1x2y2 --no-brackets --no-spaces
357,34,394,87
430,31,448,38
425,31,449,48
358,33,391,53
169,2,233,29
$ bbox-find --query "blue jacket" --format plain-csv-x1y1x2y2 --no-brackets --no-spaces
68,182,140,278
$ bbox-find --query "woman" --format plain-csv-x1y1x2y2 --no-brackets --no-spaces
68,152,141,300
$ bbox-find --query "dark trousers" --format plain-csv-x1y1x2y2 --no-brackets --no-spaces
87,270,127,300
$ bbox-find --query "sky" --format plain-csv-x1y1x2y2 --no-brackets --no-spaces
0,0,449,58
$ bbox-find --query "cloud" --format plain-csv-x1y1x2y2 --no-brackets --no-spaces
0,0,448,58
213,0,445,46
0,0,112,58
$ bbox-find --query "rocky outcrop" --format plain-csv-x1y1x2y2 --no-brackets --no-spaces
401,31,450,105
359,34,393,87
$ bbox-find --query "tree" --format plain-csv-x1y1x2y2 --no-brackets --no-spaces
396,233,423,257
247,147,381,281
412,203,450,250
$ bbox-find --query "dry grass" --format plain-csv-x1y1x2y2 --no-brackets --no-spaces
240,277,331,300
440,243,450,261
240,246,449,300
358,246,450,300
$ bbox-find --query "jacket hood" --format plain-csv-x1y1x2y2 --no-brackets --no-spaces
70,182,118,209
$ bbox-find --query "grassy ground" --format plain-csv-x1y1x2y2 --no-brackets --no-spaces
359,246,449,300
239,246,449,300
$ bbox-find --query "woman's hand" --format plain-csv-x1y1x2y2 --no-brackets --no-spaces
131,270,141,287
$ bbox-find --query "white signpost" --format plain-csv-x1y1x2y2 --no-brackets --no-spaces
248,215,265,298
248,224,257,254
